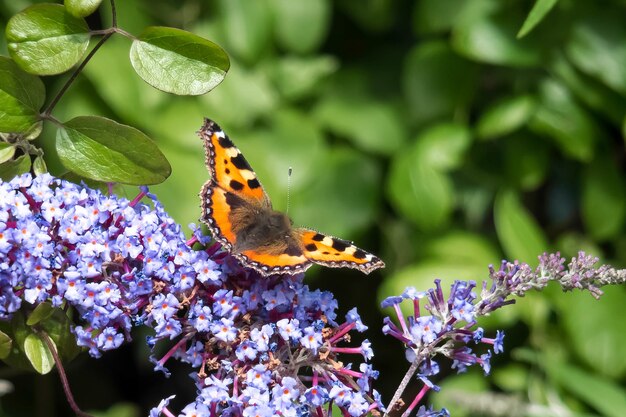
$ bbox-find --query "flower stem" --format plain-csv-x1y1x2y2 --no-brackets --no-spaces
384,359,421,417
41,0,119,117
34,328,95,417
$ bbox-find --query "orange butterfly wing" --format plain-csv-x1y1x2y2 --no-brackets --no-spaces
199,118,384,276
239,249,310,276
295,229,385,274
199,118,311,275
199,118,269,252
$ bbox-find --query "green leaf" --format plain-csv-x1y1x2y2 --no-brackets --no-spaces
198,64,278,129
555,286,626,379
412,0,469,35
503,134,549,190
2,312,35,371
130,26,230,96
566,7,626,95
293,148,381,238
0,154,32,181
39,309,80,363
0,56,45,133
452,10,544,67
530,79,598,162
272,0,331,54
33,156,47,176
338,0,395,32
476,95,537,140
550,53,626,126
546,361,626,417
56,116,171,184
26,302,55,326
423,231,501,266
403,41,478,124
89,403,140,417
313,96,407,156
582,156,626,241
218,0,272,64
387,146,454,231
413,123,472,171
0,143,17,164
23,333,54,374
494,189,549,262
0,331,12,359
271,55,338,101
431,373,488,417
6,4,90,75
517,0,559,38
64,0,103,18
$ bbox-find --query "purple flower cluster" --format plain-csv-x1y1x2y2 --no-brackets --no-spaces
0,173,220,357
381,280,505,417
149,270,383,417
0,174,382,417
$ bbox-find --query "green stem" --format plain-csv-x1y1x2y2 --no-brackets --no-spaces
41,0,120,117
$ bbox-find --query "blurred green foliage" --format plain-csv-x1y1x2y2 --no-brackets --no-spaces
1,0,625,416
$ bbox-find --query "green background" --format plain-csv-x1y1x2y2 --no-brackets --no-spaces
1,0,625,416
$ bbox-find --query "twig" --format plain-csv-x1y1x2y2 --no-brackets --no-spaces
33,328,95,417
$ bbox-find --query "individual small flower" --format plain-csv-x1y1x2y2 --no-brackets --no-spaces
149,395,175,417
179,402,210,417
276,318,302,342
302,385,329,407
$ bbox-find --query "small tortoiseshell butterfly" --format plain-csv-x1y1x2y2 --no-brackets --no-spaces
198,118,385,276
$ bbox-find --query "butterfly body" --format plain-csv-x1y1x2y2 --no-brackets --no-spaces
199,118,384,276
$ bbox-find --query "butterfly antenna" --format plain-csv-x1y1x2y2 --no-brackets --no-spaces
286,167,293,215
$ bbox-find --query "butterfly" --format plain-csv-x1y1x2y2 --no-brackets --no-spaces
198,118,385,276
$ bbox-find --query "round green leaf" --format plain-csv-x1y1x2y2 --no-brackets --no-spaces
24,333,54,374
387,146,454,231
64,0,103,18
0,143,17,164
272,0,331,54
494,189,549,262
566,8,626,96
0,331,12,359
130,26,230,95
476,95,537,140
0,56,45,133
413,123,472,171
582,156,625,241
452,10,543,67
56,116,171,184
6,4,90,75
0,154,32,181
33,155,47,176
403,41,478,124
